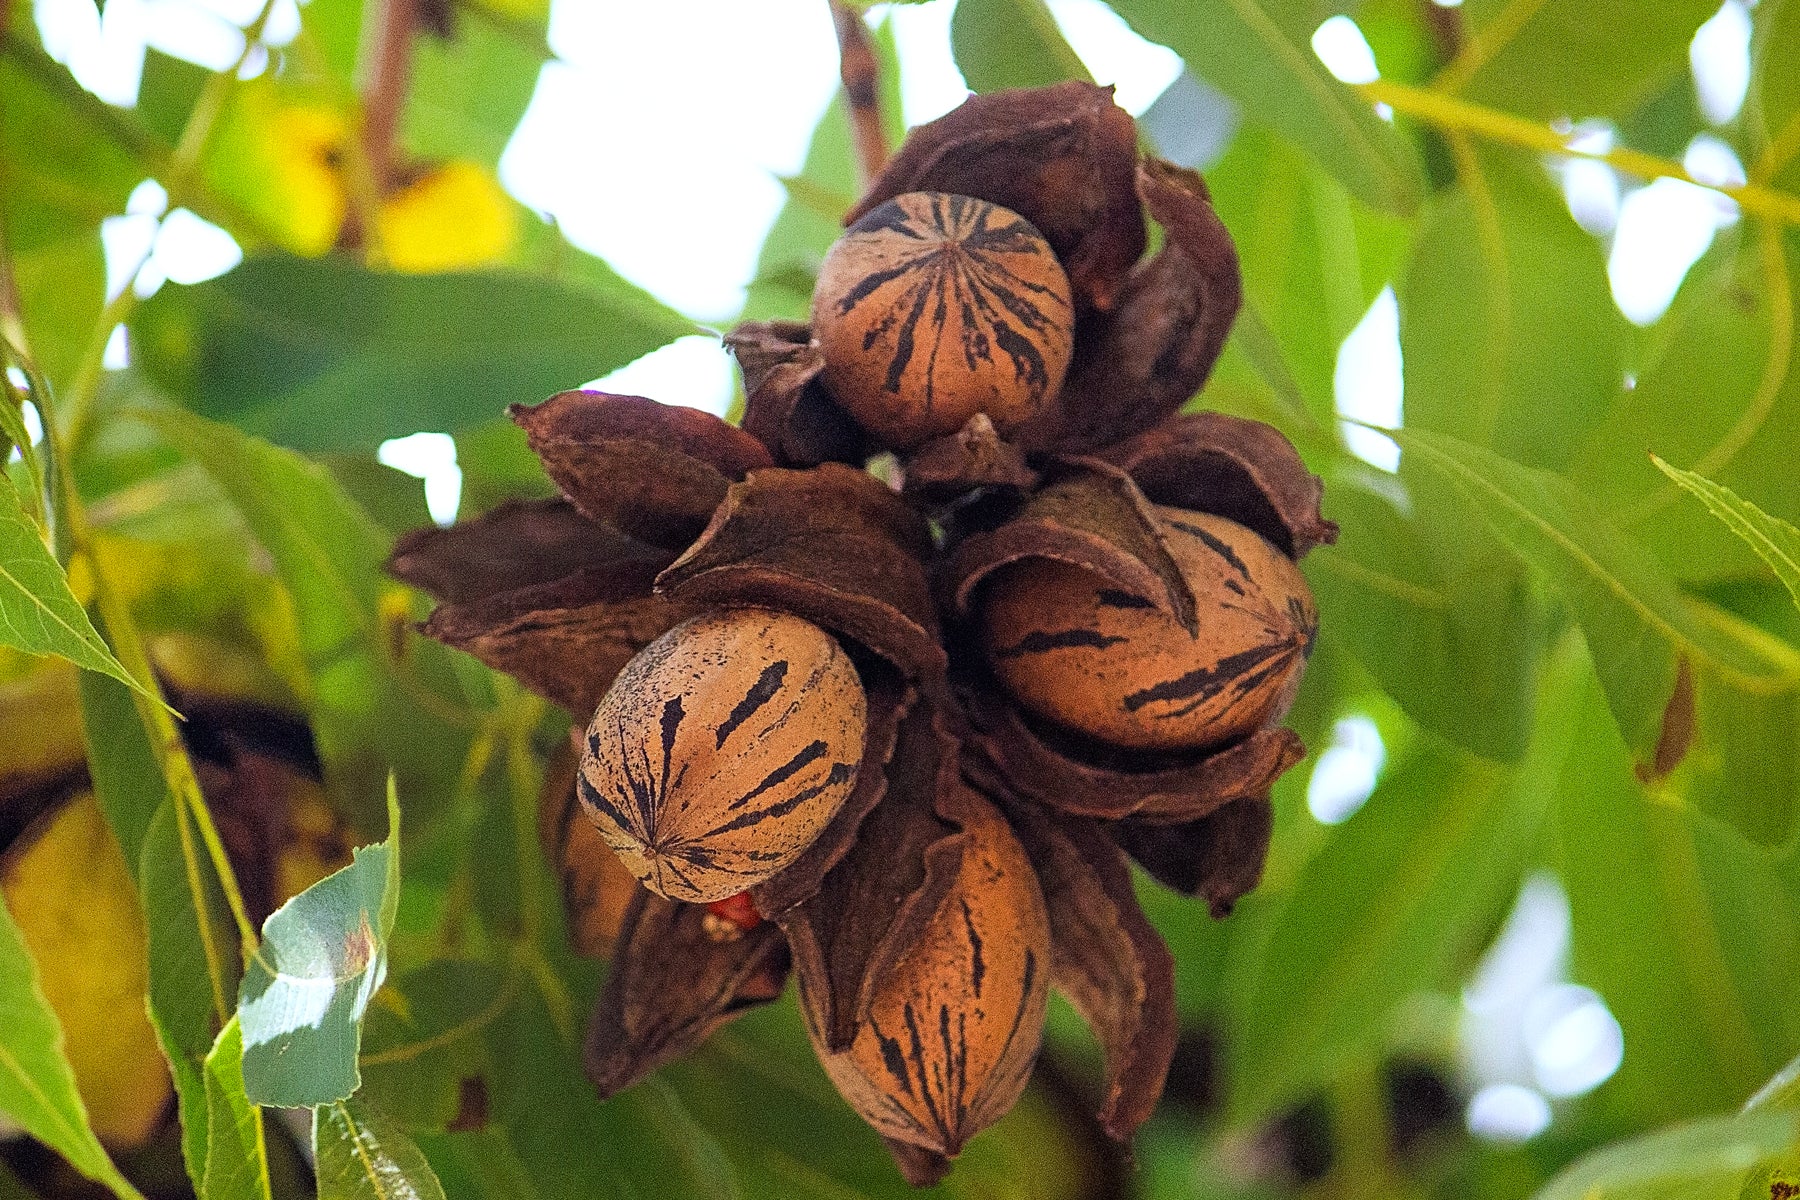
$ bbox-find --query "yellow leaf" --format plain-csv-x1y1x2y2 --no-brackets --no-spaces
377,161,518,273
1,794,172,1149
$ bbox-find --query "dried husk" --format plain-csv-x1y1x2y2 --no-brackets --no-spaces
388,497,654,605
729,320,869,468
583,887,790,1098
995,798,1176,1141
902,413,1038,509
511,390,772,548
962,686,1304,823
1099,412,1338,560
657,464,945,688
945,460,1198,636
541,733,642,958
1112,796,1276,918
1013,159,1242,456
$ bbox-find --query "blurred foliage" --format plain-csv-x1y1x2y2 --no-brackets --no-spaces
2,0,1800,1198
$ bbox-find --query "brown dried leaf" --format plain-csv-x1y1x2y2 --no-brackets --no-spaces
542,732,642,958
1019,158,1241,455
1112,796,1275,918
901,413,1038,508
727,320,870,468
963,686,1304,822
421,562,696,716
510,391,773,548
849,82,1144,313
1000,801,1176,1142
751,670,912,919
945,460,1197,636
583,887,790,1098
387,498,648,605
1100,412,1338,560
656,464,944,684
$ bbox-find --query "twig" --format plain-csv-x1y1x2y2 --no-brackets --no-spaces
360,0,420,197
831,1,887,189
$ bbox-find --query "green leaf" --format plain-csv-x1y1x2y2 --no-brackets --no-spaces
1205,123,1410,423
1747,1050,1800,1113
200,1019,272,1200
141,796,244,1187
238,782,401,1108
1653,455,1800,612
136,406,469,820
1442,0,1719,121
1758,0,1800,189
1557,671,1800,1123
1307,465,1544,760
0,473,150,698
0,892,144,1200
76,666,166,874
132,254,695,451
1568,241,1797,587
403,8,548,168
1104,0,1424,213
314,1097,448,1200
1388,425,1797,761
950,0,1091,93
1534,1111,1800,1200
1398,148,1623,470
359,962,509,1132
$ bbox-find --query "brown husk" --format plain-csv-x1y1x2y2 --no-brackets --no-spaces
582,888,790,1098
1100,411,1338,560
510,391,773,549
902,413,1038,508
388,498,653,605
1112,796,1276,918
728,320,869,468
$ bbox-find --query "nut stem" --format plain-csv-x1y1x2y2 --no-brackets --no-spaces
831,2,888,188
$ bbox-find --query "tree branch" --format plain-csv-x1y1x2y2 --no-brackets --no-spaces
831,2,887,190
360,0,420,196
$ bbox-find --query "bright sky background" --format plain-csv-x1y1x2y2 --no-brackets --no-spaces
29,0,1755,1138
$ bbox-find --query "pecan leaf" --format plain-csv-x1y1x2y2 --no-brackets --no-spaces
582,888,790,1099
656,464,944,685
1101,411,1338,559
727,320,869,468
420,563,696,717
511,391,772,548
1018,159,1242,456
945,460,1197,636
1113,796,1276,918
387,498,651,606
1000,801,1176,1142
963,686,1304,822
848,81,1144,313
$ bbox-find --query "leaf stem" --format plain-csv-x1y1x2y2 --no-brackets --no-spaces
1358,78,1800,228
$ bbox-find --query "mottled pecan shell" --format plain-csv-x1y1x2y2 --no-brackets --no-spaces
848,81,1144,314
510,391,773,549
1099,411,1338,560
541,732,641,958
583,887,790,1098
656,464,944,688
1112,796,1276,918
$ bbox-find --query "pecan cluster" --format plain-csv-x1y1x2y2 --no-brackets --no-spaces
388,82,1335,1185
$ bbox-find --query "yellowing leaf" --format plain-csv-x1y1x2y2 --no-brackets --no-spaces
205,92,349,257
0,794,172,1149
377,162,518,273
